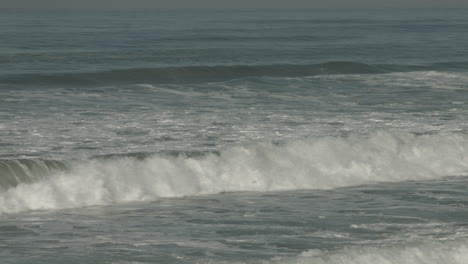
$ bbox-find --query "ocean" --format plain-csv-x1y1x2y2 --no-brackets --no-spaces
0,8,468,264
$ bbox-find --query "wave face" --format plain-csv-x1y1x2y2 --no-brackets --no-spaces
273,240,468,264
0,62,433,86
1,131,467,214
0,159,68,189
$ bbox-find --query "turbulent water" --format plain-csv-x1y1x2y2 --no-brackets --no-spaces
1,8,468,264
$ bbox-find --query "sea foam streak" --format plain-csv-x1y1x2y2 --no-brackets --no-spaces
0,131,467,214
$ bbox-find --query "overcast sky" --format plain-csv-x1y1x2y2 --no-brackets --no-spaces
2,0,468,9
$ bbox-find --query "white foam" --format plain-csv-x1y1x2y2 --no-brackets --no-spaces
271,240,468,264
0,131,467,214
136,83,203,97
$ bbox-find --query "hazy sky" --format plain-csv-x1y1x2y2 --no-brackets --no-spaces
2,0,468,9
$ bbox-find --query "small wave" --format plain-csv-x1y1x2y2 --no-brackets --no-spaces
271,240,468,264
0,61,425,86
91,150,220,161
0,131,467,214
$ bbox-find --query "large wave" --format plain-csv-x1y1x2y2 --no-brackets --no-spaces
0,131,467,214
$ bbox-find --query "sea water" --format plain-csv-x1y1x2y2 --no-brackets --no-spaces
0,9,468,264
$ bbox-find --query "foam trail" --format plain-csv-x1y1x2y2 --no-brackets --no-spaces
270,240,468,264
0,131,467,214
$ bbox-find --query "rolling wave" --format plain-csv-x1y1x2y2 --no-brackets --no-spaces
0,131,467,214
0,61,435,86
273,240,468,264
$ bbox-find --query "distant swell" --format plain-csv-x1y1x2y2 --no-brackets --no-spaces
1,61,434,85
0,131,467,214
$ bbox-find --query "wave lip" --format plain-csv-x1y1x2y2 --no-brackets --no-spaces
0,61,403,85
0,131,467,214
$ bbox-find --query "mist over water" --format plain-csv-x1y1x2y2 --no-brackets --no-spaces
1,8,468,264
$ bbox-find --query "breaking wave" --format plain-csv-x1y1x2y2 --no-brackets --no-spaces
0,131,467,214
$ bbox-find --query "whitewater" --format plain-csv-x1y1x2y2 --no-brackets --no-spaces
1,8,468,264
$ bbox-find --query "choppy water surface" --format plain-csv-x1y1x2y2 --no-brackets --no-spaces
1,9,468,264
